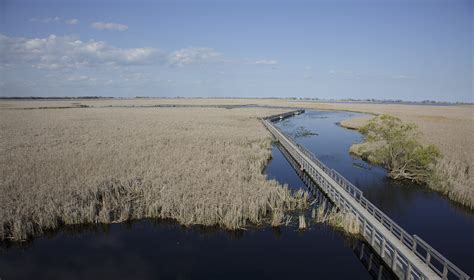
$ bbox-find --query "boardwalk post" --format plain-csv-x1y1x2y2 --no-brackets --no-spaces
378,265,384,280
380,238,386,258
368,253,373,271
412,239,417,253
391,249,398,270
370,227,376,246
443,262,448,279
362,219,367,238
405,263,412,280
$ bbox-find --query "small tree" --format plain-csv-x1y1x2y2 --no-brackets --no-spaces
359,115,440,183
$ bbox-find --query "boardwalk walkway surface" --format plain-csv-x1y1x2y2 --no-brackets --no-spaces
262,110,471,280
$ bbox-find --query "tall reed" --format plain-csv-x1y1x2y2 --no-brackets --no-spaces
0,107,308,241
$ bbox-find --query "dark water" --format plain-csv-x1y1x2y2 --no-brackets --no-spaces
273,110,474,276
0,199,373,279
1,109,472,279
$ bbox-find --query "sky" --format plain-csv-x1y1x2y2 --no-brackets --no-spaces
0,0,472,102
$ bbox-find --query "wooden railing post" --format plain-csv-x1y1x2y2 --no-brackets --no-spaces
405,263,412,280
391,249,398,270
371,227,376,246
380,238,386,258
442,262,448,279
362,219,367,238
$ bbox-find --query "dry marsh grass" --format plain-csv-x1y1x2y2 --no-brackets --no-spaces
314,201,360,235
0,106,310,241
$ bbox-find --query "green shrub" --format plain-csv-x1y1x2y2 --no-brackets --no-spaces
358,115,440,184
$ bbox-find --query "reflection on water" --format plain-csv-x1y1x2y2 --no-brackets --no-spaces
0,217,375,280
274,110,474,276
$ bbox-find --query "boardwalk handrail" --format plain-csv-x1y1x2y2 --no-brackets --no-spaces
262,111,470,280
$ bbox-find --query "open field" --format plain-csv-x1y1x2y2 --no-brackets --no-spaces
0,105,310,241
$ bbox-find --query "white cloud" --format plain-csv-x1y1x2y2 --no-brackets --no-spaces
328,69,353,75
91,22,128,31
0,34,161,70
169,47,222,66
30,17,61,23
392,74,414,80
304,66,312,71
29,17,78,25
0,33,278,75
327,69,414,80
67,75,90,82
65,19,79,25
254,59,278,65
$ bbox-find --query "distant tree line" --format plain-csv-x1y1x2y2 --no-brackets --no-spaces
0,96,470,104
0,96,114,100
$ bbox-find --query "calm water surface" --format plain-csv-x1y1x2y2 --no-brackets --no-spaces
1,109,472,279
0,219,372,280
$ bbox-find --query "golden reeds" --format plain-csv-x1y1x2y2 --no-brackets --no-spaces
314,200,360,235
0,106,308,241
6,98,467,208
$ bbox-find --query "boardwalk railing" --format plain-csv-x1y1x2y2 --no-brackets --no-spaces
262,110,470,280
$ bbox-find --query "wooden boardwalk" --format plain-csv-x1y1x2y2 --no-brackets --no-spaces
263,110,471,280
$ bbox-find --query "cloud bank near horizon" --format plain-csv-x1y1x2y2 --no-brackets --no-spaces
0,33,255,70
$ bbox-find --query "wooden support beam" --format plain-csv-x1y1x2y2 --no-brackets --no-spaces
368,253,373,271
378,265,384,280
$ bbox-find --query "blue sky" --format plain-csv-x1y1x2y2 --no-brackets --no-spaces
0,0,472,101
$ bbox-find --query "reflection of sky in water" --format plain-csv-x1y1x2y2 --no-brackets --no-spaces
274,110,474,276
0,219,372,280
